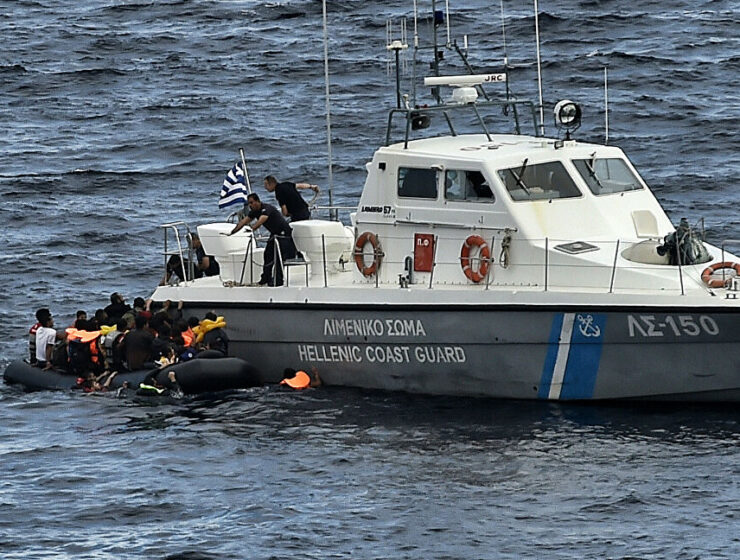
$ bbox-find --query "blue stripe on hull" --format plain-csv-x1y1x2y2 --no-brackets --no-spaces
539,313,607,400
560,314,607,399
538,313,565,399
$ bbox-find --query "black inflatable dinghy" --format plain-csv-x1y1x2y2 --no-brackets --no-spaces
3,357,262,394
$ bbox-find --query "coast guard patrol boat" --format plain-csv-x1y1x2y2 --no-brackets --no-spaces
152,10,740,401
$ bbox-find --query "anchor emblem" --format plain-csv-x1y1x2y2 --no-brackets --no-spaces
577,314,601,338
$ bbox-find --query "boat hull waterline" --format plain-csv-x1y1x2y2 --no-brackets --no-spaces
176,302,739,401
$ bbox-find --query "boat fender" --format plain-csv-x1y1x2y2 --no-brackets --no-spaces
354,232,383,277
460,235,491,283
700,261,740,289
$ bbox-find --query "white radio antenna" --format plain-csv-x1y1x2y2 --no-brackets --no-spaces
604,66,610,145
402,18,408,74
386,20,392,76
412,0,419,48
321,0,335,218
411,0,419,103
533,0,545,136
500,0,508,65
445,0,451,46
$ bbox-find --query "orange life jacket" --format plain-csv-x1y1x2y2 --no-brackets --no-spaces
66,328,102,364
182,328,195,348
280,370,311,390
65,327,101,344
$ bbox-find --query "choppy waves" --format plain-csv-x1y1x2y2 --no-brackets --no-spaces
1,0,739,557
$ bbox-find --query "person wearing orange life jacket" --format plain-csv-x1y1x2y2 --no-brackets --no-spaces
173,319,194,348
280,366,322,390
65,320,105,375
186,316,200,345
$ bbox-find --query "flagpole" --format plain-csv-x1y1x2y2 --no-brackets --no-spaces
239,147,252,194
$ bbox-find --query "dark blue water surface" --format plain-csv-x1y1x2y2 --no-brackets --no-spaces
1,1,739,558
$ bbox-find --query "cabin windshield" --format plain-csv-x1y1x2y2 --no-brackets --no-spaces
572,158,644,195
445,170,495,203
498,161,581,201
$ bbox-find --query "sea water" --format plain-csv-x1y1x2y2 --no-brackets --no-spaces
1,1,739,557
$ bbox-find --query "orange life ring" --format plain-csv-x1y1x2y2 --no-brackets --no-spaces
460,235,491,283
354,232,383,277
701,261,740,288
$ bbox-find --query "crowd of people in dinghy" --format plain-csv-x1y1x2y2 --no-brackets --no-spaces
28,293,229,393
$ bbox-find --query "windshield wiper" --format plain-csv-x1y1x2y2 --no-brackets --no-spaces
510,158,531,195
585,153,604,188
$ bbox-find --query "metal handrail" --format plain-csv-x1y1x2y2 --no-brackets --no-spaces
385,99,540,148
720,239,740,286
238,235,255,286
158,220,732,295
394,219,518,232
160,221,194,284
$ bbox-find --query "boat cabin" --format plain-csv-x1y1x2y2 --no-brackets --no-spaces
348,130,684,291
164,77,720,296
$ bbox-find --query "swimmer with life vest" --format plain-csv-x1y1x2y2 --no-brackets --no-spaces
137,370,183,398
280,366,322,390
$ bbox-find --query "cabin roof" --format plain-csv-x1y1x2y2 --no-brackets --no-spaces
380,133,622,165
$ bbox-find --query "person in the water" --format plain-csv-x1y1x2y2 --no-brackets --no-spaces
137,370,183,398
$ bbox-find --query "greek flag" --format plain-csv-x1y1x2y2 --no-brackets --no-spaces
218,163,248,209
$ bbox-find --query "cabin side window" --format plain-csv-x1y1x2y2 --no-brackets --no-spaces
397,167,438,199
445,170,495,203
497,161,581,201
572,158,644,195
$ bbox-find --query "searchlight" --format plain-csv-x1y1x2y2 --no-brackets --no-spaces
553,99,582,138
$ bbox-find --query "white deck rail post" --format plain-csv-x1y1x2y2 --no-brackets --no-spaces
609,239,620,293
322,234,328,287
485,235,496,290
544,237,549,292
429,235,439,289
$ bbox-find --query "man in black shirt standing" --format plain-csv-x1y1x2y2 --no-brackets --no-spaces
230,193,297,286
264,175,318,222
